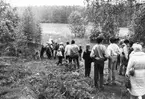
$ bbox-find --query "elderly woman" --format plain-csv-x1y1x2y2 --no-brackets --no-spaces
126,44,145,99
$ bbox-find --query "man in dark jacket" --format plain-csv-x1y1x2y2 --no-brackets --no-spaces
83,44,92,77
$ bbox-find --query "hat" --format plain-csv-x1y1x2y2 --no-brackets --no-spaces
132,43,142,52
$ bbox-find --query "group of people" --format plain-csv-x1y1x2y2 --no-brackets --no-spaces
40,37,145,99
89,36,145,99
40,39,83,69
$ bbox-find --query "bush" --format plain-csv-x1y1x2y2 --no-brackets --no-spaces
130,5,145,45
68,11,87,38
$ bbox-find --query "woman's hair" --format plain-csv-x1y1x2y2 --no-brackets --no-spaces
132,43,142,52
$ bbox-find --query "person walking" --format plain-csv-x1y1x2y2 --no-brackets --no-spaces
70,40,80,70
90,37,107,90
126,44,145,99
64,42,72,63
107,37,120,85
83,44,92,77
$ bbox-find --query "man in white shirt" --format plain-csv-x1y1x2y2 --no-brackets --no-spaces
65,42,72,63
90,37,107,90
107,37,120,85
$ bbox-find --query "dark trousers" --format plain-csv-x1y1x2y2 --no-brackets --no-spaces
57,56,63,65
94,61,104,88
71,55,80,69
66,55,72,63
85,61,91,77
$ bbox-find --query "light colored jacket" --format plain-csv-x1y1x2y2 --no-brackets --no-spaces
65,45,71,56
107,43,120,57
126,52,145,96
90,44,107,59
70,44,79,56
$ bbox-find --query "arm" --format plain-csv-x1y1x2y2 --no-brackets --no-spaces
123,46,128,59
103,46,108,60
116,45,120,55
125,57,134,76
83,52,85,60
106,46,111,58
64,46,67,55
90,46,95,58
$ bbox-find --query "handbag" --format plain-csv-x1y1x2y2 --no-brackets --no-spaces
129,68,135,76
125,77,131,89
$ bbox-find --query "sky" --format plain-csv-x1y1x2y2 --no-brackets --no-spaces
6,0,85,7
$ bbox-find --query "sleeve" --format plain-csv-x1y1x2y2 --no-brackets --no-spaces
116,45,120,55
104,46,109,58
107,46,111,57
83,52,85,60
90,46,95,58
123,46,128,59
65,46,67,52
125,57,134,76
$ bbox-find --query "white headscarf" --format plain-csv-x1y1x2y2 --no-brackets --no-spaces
132,43,142,52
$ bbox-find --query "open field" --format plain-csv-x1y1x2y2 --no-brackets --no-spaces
41,23,129,44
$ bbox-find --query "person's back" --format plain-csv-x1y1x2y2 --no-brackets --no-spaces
126,44,145,98
107,43,120,56
70,40,80,69
70,44,79,56
65,44,71,56
83,49,92,63
90,37,107,89
90,44,106,59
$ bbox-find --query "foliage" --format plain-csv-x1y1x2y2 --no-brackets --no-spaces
0,0,19,56
0,1,42,57
17,6,85,23
130,5,145,45
22,7,42,44
85,0,138,42
86,1,118,42
68,11,88,38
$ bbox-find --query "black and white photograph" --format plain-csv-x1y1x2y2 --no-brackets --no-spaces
0,0,145,99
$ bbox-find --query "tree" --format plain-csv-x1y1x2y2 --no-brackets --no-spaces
85,0,119,42
68,11,87,38
0,0,19,55
22,7,41,44
130,5,145,45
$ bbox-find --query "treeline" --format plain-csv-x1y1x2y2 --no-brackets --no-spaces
17,6,85,23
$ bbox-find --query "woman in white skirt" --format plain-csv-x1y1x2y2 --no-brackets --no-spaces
126,44,145,99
